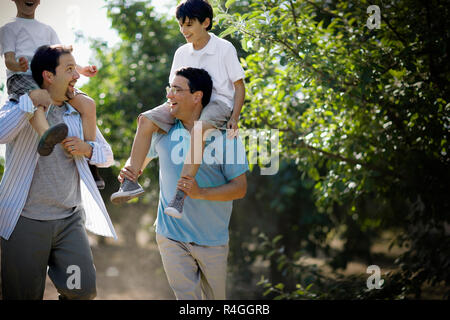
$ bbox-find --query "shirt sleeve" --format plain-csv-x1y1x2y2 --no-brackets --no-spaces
223,43,245,83
169,46,184,83
221,135,249,181
87,127,114,167
147,133,162,160
0,24,16,55
48,25,61,45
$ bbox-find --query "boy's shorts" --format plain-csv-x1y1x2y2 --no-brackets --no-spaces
141,99,232,133
7,73,86,102
7,74,39,102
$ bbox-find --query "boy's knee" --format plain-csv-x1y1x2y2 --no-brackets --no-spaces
138,115,156,130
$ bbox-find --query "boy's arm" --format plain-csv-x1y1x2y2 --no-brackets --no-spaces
76,64,98,77
4,52,28,72
227,79,245,136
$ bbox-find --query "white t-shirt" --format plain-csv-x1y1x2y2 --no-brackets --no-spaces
0,17,60,78
169,33,245,110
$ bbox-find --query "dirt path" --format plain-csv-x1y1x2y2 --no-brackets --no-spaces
43,242,174,300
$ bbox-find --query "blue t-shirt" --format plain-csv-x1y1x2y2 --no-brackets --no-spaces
148,120,249,246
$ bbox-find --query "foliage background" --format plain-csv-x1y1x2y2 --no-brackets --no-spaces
0,0,448,299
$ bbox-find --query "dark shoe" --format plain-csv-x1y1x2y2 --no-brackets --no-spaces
37,123,69,156
110,178,145,205
89,164,105,190
164,189,185,219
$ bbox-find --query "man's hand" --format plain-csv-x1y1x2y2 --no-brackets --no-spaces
29,89,52,111
79,65,98,77
177,175,202,199
62,137,92,158
118,165,142,183
226,117,239,139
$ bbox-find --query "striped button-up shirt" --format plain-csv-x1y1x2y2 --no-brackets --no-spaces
0,94,117,240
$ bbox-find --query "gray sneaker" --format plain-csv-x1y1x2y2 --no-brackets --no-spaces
164,190,185,219
110,178,145,205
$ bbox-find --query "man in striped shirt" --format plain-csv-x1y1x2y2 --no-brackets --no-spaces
0,44,116,300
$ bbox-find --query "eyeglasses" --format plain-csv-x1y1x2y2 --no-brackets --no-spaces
166,86,193,95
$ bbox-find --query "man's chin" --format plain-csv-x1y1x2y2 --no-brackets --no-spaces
65,88,75,100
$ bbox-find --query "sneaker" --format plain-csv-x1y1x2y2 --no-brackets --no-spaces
164,189,185,219
89,164,105,190
37,123,69,156
110,178,145,205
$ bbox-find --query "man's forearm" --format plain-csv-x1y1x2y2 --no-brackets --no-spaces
197,177,246,201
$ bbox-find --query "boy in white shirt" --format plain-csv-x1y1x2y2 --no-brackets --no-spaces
111,0,245,218
0,0,104,188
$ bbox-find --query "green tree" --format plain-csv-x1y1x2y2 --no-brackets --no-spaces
215,0,449,298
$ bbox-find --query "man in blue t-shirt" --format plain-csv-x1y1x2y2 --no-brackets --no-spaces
118,67,248,300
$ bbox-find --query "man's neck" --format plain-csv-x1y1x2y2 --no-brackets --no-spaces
180,106,203,132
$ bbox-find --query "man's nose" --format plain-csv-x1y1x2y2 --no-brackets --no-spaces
73,69,80,80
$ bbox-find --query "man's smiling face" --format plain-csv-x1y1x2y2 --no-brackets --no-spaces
13,0,41,19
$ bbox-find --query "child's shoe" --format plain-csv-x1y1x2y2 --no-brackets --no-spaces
110,178,144,205
37,123,69,156
164,190,185,219
89,164,105,190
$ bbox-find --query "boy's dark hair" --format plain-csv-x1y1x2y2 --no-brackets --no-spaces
176,0,213,31
175,67,213,108
31,44,73,88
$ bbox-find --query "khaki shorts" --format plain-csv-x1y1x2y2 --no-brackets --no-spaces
141,100,232,133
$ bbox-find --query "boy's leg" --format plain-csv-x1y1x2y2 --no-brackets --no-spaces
1,216,53,300
129,115,159,177
164,121,212,219
69,93,97,141
110,116,157,205
7,74,68,156
29,106,50,136
69,93,105,189
111,103,174,205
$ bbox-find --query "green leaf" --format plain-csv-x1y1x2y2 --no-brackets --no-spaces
225,0,236,9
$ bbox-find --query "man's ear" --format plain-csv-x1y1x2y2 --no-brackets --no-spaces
42,70,54,84
193,91,203,104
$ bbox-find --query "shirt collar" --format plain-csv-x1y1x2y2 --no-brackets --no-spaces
188,33,217,56
62,102,78,115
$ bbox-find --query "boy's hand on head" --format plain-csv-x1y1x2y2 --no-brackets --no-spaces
29,89,52,111
226,118,239,139
80,65,98,77
18,57,29,72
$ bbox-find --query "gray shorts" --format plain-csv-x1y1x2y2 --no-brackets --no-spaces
141,100,232,133
6,74,40,102
6,74,86,102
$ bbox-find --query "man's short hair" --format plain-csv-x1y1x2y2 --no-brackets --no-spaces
176,0,213,31
175,67,213,108
31,44,73,88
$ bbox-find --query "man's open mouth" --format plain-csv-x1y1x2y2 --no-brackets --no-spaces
25,2,35,7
